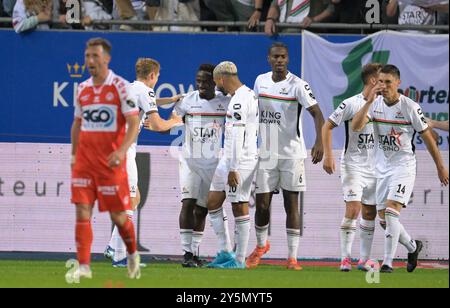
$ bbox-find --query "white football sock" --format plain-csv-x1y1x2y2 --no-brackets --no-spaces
255,224,269,248
191,231,204,257
287,228,300,260
209,207,232,253
359,218,375,262
180,229,193,254
384,208,401,267
340,218,357,260
235,215,251,264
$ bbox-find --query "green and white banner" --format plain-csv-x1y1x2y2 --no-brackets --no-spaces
302,30,449,150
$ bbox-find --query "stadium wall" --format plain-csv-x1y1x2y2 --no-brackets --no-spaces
0,30,448,260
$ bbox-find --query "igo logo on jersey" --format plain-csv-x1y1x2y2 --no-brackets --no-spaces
82,104,117,132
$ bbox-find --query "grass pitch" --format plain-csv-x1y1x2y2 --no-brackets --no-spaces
0,260,448,288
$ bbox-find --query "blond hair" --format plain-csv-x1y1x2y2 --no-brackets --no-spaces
213,61,238,78
135,58,160,79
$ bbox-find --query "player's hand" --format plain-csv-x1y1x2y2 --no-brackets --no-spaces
248,10,262,29
169,111,183,124
438,166,449,186
107,149,126,168
228,171,240,188
172,94,184,103
311,141,324,164
323,156,336,175
367,84,383,104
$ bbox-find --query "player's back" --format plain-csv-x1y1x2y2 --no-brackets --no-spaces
224,85,259,169
75,70,137,173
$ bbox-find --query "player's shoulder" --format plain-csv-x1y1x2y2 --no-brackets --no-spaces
183,90,199,102
399,94,421,110
342,93,364,107
255,72,273,84
109,70,130,88
287,73,310,90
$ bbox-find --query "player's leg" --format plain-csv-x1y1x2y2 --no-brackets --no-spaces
382,169,419,273
339,201,361,271
358,204,377,271
280,159,305,270
220,168,256,269
206,190,234,267
283,190,303,270
75,203,94,278
179,198,196,267
190,170,214,266
71,169,96,279
109,188,139,267
192,204,208,266
247,165,278,268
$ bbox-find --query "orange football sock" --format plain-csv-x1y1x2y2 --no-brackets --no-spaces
75,219,93,265
118,219,137,255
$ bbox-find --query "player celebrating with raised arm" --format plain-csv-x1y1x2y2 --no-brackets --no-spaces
322,63,382,272
104,58,182,267
174,64,231,268
247,42,324,270
352,64,449,273
70,38,141,280
207,61,259,269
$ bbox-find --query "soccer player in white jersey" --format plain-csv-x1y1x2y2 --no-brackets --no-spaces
352,64,449,273
104,58,182,267
173,64,231,267
206,61,259,269
322,63,383,272
247,42,324,270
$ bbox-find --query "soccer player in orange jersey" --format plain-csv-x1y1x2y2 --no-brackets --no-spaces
70,38,141,280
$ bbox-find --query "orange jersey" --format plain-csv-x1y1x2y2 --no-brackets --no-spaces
74,70,139,176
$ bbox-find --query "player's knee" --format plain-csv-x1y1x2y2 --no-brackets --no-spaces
361,205,376,220
386,200,403,212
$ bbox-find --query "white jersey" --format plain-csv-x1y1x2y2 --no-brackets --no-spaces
224,85,259,170
368,94,428,173
254,72,318,160
175,90,230,169
329,93,376,173
126,80,158,154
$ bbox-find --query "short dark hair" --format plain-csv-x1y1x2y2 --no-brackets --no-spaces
380,64,401,79
86,38,112,55
361,63,383,85
198,64,216,76
269,42,289,55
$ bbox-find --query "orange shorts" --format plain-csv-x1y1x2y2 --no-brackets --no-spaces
71,166,131,213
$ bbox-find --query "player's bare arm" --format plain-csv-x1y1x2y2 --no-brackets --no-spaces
307,104,325,164
156,94,184,106
143,110,182,132
322,120,337,174
352,84,382,132
70,118,81,167
421,128,449,186
107,114,140,168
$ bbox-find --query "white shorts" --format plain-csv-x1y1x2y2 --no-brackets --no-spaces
127,148,138,198
210,159,257,204
179,157,216,208
341,168,377,205
376,166,416,211
255,159,306,194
